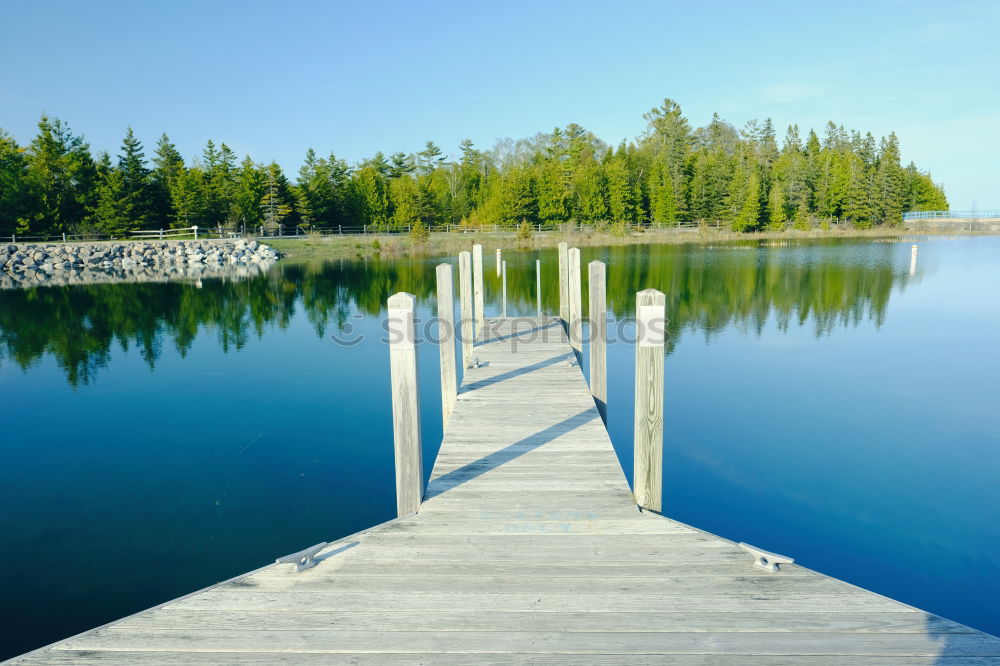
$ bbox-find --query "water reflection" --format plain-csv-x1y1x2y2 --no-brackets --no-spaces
0,240,914,386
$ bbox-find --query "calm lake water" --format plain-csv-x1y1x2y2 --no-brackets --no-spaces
1,236,999,657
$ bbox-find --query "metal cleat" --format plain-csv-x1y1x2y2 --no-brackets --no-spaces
738,542,794,573
275,542,328,572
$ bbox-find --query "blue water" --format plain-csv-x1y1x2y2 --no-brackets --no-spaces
1,237,998,657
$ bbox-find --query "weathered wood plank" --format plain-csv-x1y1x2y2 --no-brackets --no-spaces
23,653,1000,665
56,629,1000,655
165,591,923,613
116,609,967,634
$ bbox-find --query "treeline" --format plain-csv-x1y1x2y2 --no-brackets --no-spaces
0,99,947,237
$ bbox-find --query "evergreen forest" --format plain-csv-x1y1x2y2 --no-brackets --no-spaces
0,99,948,238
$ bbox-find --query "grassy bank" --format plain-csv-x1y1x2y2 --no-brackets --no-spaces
267,225,986,263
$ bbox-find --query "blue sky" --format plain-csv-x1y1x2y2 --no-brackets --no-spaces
3,0,998,208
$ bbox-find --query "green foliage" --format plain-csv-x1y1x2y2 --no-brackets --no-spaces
649,163,677,226
151,134,183,227
117,127,151,229
516,219,533,242
170,165,207,227
232,156,266,228
260,163,293,229
390,176,421,228
22,115,96,234
732,169,761,232
767,181,787,230
792,200,811,230
0,130,33,234
89,155,132,235
409,218,430,242
0,105,949,237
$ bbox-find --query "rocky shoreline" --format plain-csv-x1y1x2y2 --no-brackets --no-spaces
1,240,279,289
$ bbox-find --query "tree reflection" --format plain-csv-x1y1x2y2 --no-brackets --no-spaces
0,242,909,386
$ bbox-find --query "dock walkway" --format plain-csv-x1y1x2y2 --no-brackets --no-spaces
14,317,1000,663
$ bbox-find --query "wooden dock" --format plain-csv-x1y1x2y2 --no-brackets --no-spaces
13,315,1000,663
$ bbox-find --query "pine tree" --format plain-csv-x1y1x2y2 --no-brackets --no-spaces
388,152,416,178
496,168,536,226
389,175,421,228
417,141,445,175
24,115,97,233
793,199,811,230
201,140,237,225
605,150,634,224
89,154,131,234
0,131,33,236
572,161,607,222
292,185,313,227
170,166,207,228
904,163,948,211
875,133,905,225
354,165,391,229
151,134,183,227
117,127,151,229
842,157,873,228
232,156,266,228
260,163,292,229
766,181,787,230
649,164,677,226
732,169,761,232
536,160,566,223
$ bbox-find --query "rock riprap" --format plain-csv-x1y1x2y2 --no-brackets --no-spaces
0,240,280,289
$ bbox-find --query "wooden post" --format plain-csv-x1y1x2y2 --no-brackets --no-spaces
558,242,569,329
436,264,457,428
568,247,582,361
501,260,508,317
387,292,423,516
459,251,474,368
62,232,66,242
633,288,666,512
496,248,502,276
910,244,918,275
473,244,485,337
589,260,607,422
536,259,542,316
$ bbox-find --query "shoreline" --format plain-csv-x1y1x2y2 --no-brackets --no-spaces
267,226,996,262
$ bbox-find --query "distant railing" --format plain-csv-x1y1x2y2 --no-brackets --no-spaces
270,221,703,238
130,226,202,239
2,232,113,244
4,220,708,245
903,210,1000,220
